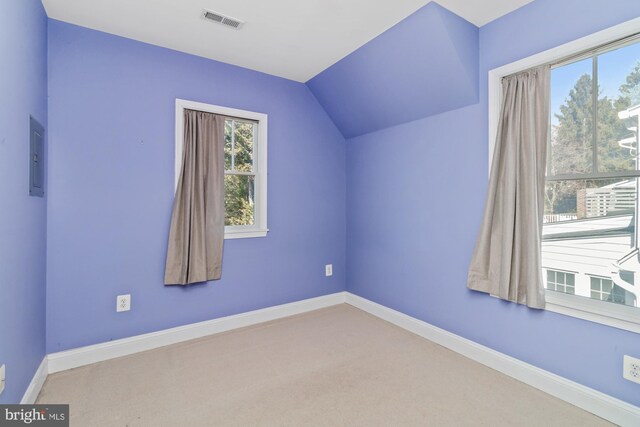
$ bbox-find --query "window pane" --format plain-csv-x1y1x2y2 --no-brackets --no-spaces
545,178,636,219
544,270,577,295
550,58,594,175
620,270,635,285
224,120,233,170
611,285,629,304
233,121,254,172
224,174,255,226
543,177,639,308
597,41,640,173
566,274,575,286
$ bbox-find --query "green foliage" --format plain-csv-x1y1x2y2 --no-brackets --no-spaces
619,62,640,107
546,59,640,215
553,74,594,174
224,120,255,226
224,175,255,226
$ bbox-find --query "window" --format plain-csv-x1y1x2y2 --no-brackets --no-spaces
488,19,640,333
590,276,614,301
541,35,640,329
224,118,257,227
590,275,636,306
175,99,268,239
546,270,575,295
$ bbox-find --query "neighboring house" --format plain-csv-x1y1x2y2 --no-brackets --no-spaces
578,180,636,219
542,213,638,307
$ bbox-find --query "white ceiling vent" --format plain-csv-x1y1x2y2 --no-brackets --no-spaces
202,9,244,29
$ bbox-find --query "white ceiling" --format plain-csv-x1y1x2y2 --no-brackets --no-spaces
42,0,533,82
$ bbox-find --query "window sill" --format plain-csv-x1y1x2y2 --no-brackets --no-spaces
224,228,268,240
545,291,640,334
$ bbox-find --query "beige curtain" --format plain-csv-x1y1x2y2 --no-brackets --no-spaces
467,66,550,309
165,110,225,285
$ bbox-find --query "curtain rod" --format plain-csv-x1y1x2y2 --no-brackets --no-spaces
551,31,640,67
184,108,258,124
502,31,640,81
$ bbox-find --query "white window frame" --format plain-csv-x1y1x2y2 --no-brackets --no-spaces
545,269,576,295
175,99,268,239
589,276,615,301
487,17,640,334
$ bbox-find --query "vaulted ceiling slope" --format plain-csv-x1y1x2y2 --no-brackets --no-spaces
306,2,479,138
42,0,532,82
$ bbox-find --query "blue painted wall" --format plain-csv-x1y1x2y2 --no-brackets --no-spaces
46,21,346,353
346,0,640,407
5,0,639,408
307,2,478,139
0,0,48,404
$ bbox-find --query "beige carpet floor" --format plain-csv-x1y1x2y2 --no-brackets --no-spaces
37,304,611,426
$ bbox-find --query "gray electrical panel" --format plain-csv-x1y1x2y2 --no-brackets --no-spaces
29,116,45,197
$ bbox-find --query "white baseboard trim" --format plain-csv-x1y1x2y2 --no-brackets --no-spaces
345,292,640,427
40,290,639,425
48,292,347,374
21,357,48,404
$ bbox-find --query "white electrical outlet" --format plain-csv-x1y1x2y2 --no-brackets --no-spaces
325,264,333,277
0,364,5,395
116,294,131,312
623,355,640,384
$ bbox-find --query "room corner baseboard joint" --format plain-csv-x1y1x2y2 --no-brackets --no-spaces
21,357,48,404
